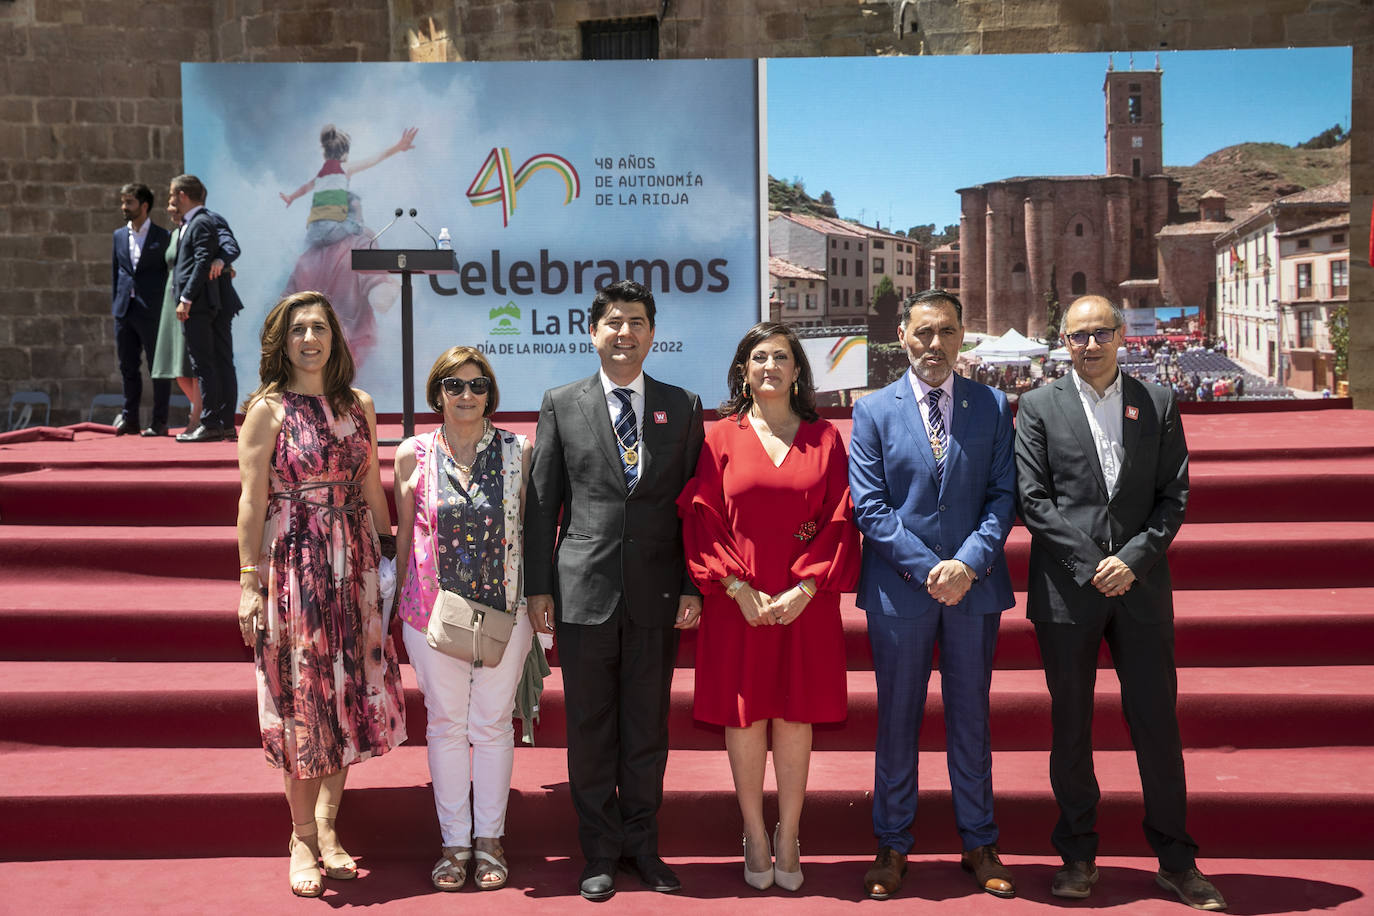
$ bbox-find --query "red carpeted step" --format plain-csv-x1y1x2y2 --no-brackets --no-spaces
6,522,1374,588
2,745,1370,860
2,855,1372,914
9,456,1374,525
7,584,1373,668
1186,458,1374,522
5,661,1371,752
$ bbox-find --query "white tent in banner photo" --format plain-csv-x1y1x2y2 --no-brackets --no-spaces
967,327,1049,363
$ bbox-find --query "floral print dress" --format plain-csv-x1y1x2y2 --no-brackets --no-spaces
255,391,406,778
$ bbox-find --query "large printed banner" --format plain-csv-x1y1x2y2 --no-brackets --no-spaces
182,61,762,412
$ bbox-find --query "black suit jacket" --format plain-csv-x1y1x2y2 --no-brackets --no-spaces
524,372,705,627
172,207,242,317
111,222,171,319
1014,372,1189,624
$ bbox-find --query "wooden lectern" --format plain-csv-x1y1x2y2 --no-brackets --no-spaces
351,249,459,441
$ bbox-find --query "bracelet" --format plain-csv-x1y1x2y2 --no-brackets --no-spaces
725,578,748,599
798,580,816,598
239,565,257,574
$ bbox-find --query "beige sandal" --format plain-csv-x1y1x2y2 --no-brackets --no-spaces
473,845,509,891
431,846,471,892
289,824,324,898
315,803,358,880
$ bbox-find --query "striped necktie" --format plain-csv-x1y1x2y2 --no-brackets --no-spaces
927,388,947,485
612,388,639,491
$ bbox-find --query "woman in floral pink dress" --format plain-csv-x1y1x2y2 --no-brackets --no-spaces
236,290,406,898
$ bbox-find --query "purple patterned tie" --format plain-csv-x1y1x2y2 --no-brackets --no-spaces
927,388,947,485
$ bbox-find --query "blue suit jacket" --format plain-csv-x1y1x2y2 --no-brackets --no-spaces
849,371,1016,618
111,222,171,319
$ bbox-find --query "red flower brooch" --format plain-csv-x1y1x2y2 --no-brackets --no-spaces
794,520,817,542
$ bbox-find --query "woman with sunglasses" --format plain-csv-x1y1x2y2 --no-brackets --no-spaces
393,346,536,892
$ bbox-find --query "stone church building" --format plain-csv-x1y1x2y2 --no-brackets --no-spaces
959,63,1208,338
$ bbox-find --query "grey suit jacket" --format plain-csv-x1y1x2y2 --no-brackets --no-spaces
524,372,705,627
1014,372,1189,624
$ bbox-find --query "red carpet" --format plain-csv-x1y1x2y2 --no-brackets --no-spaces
1,406,1372,912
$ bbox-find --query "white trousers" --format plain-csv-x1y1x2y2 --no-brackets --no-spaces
404,612,534,847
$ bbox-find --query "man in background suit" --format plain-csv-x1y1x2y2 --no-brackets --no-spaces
111,183,172,436
849,290,1017,901
1015,295,1225,911
524,279,705,901
168,174,242,442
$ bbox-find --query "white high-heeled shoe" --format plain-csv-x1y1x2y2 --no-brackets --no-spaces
743,832,774,890
773,823,803,892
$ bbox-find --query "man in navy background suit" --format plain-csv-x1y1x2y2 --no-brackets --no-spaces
849,289,1017,901
169,174,242,442
111,183,171,436
1015,295,1224,910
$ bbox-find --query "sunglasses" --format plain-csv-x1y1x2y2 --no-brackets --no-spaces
1065,327,1119,347
441,376,492,396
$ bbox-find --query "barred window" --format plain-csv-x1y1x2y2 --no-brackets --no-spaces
581,17,659,60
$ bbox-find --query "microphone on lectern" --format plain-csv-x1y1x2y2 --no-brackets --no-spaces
409,208,440,249
369,208,404,247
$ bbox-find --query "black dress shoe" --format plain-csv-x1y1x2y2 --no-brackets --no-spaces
140,424,168,437
113,414,136,436
619,855,680,893
1052,860,1099,899
1156,867,1227,911
176,425,224,443
579,858,616,902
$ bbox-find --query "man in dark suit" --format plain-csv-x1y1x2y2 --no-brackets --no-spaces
168,174,243,442
111,183,172,436
1015,295,1225,911
524,279,705,901
849,290,1017,901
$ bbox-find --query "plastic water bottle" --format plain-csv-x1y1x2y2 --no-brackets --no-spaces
438,227,452,250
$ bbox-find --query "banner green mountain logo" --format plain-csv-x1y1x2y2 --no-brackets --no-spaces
490,301,521,336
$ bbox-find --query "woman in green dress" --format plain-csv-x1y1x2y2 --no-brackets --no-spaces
150,202,200,428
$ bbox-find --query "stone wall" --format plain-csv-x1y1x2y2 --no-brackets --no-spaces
1,0,1369,421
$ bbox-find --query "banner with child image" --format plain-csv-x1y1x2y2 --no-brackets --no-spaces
181,60,762,412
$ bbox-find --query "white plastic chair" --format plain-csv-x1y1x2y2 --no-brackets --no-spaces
86,393,125,424
7,391,51,430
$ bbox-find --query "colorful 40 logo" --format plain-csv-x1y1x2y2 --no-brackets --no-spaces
466,147,581,226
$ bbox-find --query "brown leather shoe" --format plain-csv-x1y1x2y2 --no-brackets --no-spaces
1052,860,1099,898
1156,867,1227,911
961,844,1015,898
863,847,908,900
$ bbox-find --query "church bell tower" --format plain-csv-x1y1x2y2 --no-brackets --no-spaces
1104,58,1163,178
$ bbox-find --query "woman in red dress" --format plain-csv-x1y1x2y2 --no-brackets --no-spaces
678,322,860,892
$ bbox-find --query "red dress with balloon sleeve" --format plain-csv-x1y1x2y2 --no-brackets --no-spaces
677,415,860,727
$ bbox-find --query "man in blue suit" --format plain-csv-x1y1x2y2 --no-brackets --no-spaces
849,289,1017,901
111,183,172,436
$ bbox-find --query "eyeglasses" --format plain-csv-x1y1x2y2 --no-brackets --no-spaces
441,376,492,396
1065,327,1119,347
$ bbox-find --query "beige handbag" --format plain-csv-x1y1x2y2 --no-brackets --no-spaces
426,589,516,667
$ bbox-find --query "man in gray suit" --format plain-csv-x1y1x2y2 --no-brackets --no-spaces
524,279,705,902
1015,295,1225,911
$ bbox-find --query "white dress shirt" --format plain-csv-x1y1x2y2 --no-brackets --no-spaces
907,367,955,447
1071,368,1125,496
127,219,151,274
599,369,646,461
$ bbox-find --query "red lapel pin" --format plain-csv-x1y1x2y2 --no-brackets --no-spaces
653,411,667,424
1125,406,1139,420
